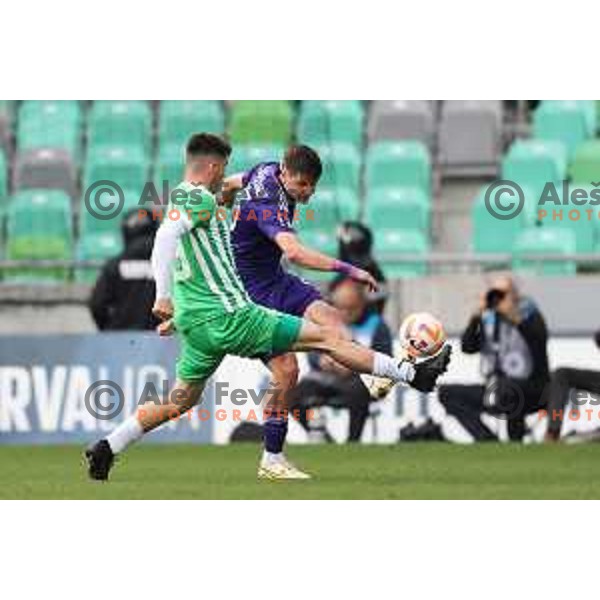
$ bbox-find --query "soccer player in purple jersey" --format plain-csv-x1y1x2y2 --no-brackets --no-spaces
222,145,392,476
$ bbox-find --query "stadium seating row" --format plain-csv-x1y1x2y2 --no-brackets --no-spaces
471,100,600,274
0,100,440,283
0,100,508,189
1,183,432,283
2,100,600,283
0,102,450,194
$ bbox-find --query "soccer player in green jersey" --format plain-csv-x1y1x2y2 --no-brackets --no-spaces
85,133,451,481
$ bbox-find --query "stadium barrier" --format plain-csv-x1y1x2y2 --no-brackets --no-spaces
1,333,600,445
0,334,209,444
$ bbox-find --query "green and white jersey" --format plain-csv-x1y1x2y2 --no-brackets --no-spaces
169,181,251,328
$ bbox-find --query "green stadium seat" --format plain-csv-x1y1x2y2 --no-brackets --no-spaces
17,101,83,161
159,101,225,148
512,226,577,275
88,101,152,153
7,189,72,239
79,188,148,236
18,126,82,163
155,143,185,191
569,140,600,184
471,184,538,255
0,151,7,203
537,212,595,254
313,143,361,192
5,189,73,282
297,187,359,232
75,231,123,283
365,187,430,232
297,101,364,148
4,236,72,283
227,144,285,175
502,140,567,193
536,184,597,253
17,126,81,161
84,145,150,194
373,229,428,278
365,141,431,197
576,100,597,134
19,100,80,124
229,101,293,145
298,228,337,253
533,101,591,158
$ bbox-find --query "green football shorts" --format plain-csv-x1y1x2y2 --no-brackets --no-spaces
176,303,303,383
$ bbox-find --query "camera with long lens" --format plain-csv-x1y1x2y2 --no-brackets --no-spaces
485,288,506,310
483,288,509,410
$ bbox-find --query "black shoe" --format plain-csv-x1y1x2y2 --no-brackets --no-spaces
84,440,114,481
411,345,453,393
400,418,446,442
399,422,417,441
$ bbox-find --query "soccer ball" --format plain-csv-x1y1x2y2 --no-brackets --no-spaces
399,312,446,360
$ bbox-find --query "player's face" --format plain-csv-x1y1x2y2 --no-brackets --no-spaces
281,170,317,204
491,275,517,303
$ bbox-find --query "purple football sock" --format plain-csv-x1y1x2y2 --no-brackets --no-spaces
263,413,288,454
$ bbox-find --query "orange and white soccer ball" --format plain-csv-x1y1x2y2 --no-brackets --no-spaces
399,312,446,360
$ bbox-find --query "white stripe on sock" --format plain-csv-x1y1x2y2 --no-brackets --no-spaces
373,352,415,382
106,415,144,454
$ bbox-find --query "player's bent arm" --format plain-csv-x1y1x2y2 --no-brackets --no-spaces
220,173,245,207
275,231,336,270
274,232,378,291
151,217,191,317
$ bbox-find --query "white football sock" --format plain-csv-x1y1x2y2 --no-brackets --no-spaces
262,450,284,465
106,415,144,454
373,352,415,383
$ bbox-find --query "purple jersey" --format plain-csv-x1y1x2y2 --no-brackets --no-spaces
231,162,321,316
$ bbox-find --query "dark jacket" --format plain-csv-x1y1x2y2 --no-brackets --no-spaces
89,235,158,331
461,297,549,386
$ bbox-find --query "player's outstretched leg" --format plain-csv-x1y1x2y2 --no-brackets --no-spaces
85,381,205,481
303,298,394,399
292,321,452,394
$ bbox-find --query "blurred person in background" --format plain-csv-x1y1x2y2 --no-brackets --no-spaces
288,277,393,442
440,274,549,442
337,221,389,315
544,329,600,442
89,209,159,331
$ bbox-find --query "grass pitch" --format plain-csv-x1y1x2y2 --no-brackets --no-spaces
0,443,599,499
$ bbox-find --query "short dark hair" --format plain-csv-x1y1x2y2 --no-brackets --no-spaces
283,145,322,182
186,133,231,160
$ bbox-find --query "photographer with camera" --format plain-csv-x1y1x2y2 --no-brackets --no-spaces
460,275,550,441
